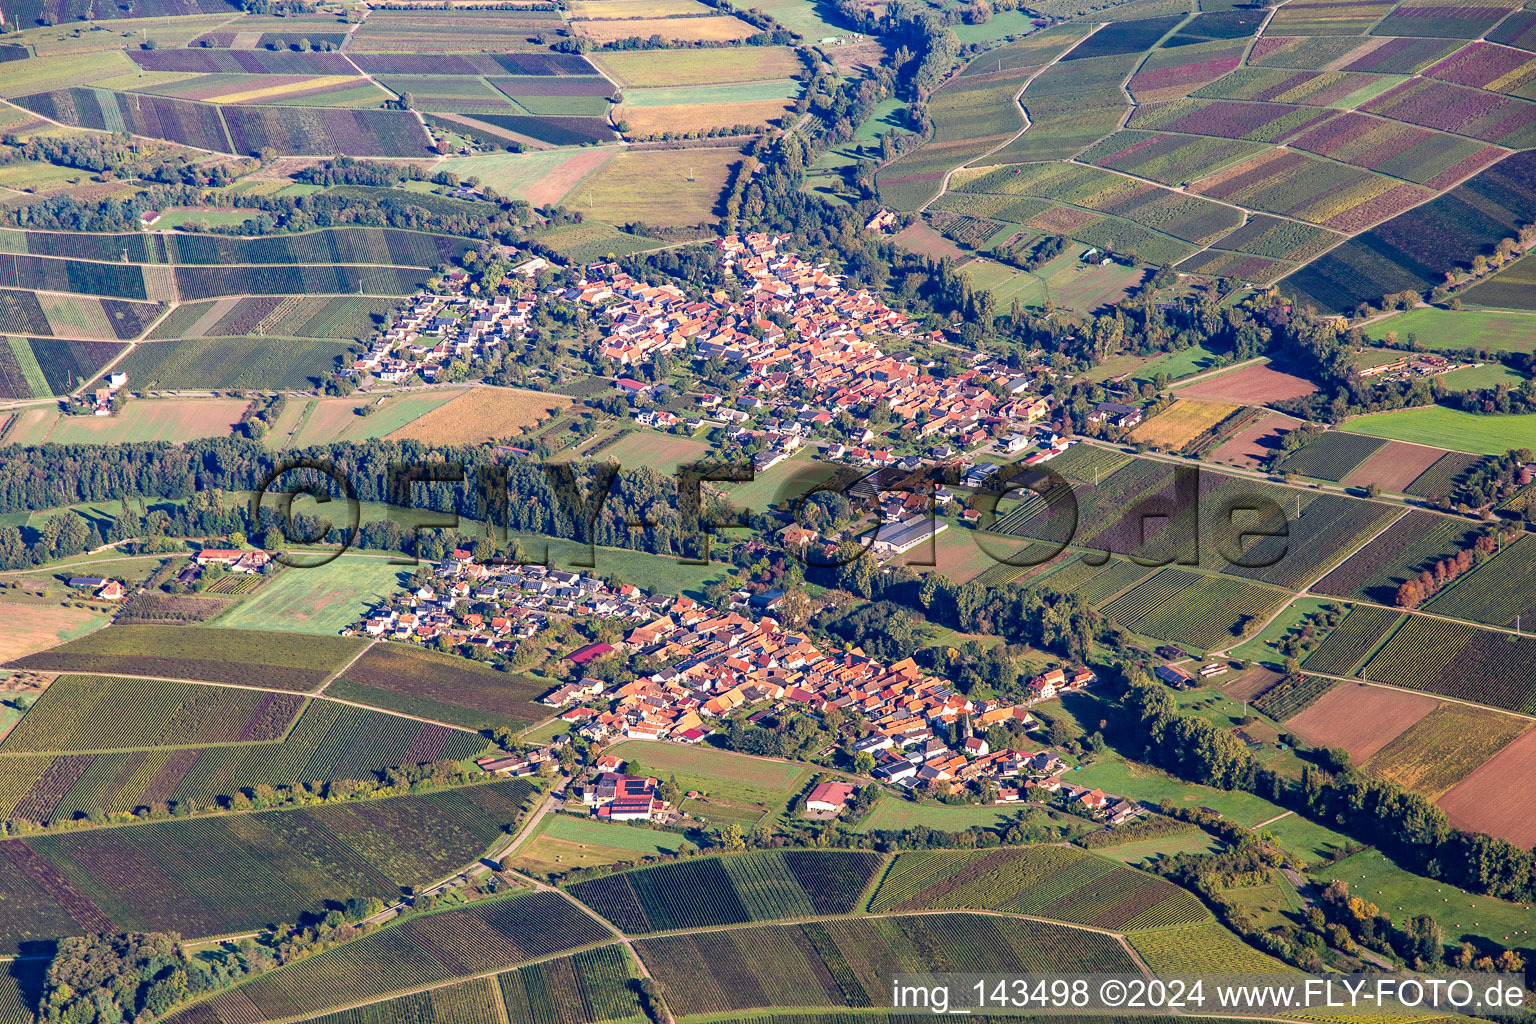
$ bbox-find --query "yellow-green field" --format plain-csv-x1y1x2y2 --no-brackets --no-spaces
1131,398,1239,448
0,51,139,97
275,391,467,448
619,98,795,136
386,386,571,445
508,813,693,876
573,147,742,227
594,45,803,87
208,555,410,636
0,599,110,663
437,148,618,207
19,399,251,446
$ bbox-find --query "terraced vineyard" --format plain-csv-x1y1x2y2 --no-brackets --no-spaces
1302,605,1405,676
636,914,1139,1018
867,847,1208,930
0,780,537,953
175,891,611,1024
0,675,304,752
566,849,884,933
0,698,486,824
1127,919,1290,974
8,626,367,691
1358,616,1536,712
288,947,646,1024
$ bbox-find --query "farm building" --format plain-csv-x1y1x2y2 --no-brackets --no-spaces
806,781,857,814
870,516,949,557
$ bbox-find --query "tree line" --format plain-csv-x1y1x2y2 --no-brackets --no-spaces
1121,670,1536,905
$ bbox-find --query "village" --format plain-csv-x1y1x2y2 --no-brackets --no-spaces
571,234,1075,466
347,541,1149,831
346,551,661,648
347,286,539,384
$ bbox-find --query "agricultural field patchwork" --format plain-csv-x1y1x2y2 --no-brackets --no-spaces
560,148,742,229
385,386,572,445
566,849,884,932
1128,38,1250,102
637,914,1140,1017
1423,532,1536,627
1460,250,1536,308
8,624,366,691
1358,614,1536,712
0,675,303,753
1281,151,1536,312
1130,398,1240,448
867,846,1208,930
1301,604,1406,675
951,161,1241,245
177,890,610,1023
1311,509,1481,603
328,642,550,733
877,28,1096,210
288,948,645,1024
1103,568,1291,651
115,338,352,391
0,697,487,824
1128,919,1290,974
1361,702,1529,797
1275,432,1389,481
0,780,535,952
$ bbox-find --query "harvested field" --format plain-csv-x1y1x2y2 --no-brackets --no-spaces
1339,440,1446,491
1176,362,1317,402
893,222,968,261
568,0,716,17
1284,682,1439,761
0,602,107,663
1362,703,1528,797
1439,729,1536,845
572,147,740,228
42,399,249,445
1207,411,1301,469
284,391,464,447
386,386,572,445
445,148,617,206
1223,665,1283,701
1129,399,1238,448
618,98,794,136
572,13,755,42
